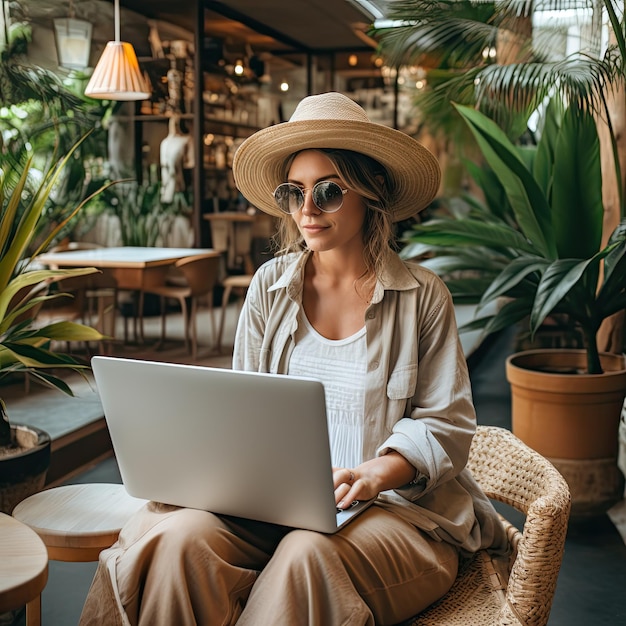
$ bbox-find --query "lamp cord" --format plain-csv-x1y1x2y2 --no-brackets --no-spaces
114,0,121,43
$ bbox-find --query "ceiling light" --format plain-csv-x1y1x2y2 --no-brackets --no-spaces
84,0,150,101
53,1,92,71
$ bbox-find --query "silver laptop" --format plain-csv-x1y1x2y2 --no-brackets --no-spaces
91,356,373,534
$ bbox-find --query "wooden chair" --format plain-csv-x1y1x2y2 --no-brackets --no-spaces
205,212,258,353
400,426,571,626
44,242,118,352
216,272,253,353
34,275,89,354
138,252,221,359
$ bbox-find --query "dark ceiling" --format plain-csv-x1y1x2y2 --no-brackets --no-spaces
121,1,380,54
17,1,386,75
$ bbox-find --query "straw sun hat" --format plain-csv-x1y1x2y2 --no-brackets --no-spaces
232,92,441,222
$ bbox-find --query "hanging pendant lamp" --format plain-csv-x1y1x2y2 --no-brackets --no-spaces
54,0,92,71
85,0,151,100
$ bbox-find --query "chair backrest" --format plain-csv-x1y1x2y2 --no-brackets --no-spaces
34,276,89,326
175,254,221,297
10,282,46,324
46,242,116,290
468,426,571,626
206,214,255,274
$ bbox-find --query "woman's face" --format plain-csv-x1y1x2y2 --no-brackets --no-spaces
286,150,367,255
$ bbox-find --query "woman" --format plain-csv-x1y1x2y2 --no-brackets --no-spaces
80,92,507,626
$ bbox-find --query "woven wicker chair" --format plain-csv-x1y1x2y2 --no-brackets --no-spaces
401,425,571,626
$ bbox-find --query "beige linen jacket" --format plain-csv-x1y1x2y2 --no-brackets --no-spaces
233,250,507,555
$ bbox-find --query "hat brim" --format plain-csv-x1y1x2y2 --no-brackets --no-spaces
232,119,441,222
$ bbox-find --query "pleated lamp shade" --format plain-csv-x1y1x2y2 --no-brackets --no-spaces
85,41,151,101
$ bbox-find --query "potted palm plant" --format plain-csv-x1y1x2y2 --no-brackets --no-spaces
402,99,626,514
0,143,106,514
376,0,626,515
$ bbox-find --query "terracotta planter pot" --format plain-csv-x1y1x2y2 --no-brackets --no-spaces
506,349,626,516
0,424,51,514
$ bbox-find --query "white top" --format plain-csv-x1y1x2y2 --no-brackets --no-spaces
289,313,367,469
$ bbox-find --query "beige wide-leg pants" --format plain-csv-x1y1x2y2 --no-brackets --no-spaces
79,501,458,626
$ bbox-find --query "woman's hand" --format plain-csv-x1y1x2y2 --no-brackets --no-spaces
333,451,416,509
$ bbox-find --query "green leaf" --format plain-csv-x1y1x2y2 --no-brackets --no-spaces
420,253,506,276
0,342,85,369
24,371,75,396
600,222,626,284
596,226,626,315
480,257,547,304
460,298,531,336
463,160,509,220
407,218,537,253
30,321,104,342
533,98,562,196
445,277,497,303
0,157,32,291
454,103,556,258
0,267,99,333
0,133,110,396
604,0,626,64
551,107,604,259
531,258,598,333
0,291,50,331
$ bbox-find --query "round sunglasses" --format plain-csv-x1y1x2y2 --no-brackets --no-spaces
273,181,348,214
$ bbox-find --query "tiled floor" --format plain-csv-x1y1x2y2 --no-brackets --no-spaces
7,305,626,625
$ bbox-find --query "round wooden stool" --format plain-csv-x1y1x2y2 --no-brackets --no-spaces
12,483,147,562
0,512,48,626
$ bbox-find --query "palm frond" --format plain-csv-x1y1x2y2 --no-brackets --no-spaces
373,0,624,138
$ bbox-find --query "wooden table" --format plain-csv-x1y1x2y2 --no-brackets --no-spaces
0,512,48,625
12,484,148,562
38,246,219,291
38,246,220,343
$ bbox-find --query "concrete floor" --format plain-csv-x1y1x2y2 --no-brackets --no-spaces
7,305,626,625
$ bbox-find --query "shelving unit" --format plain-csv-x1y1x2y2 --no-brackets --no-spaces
203,116,260,138
105,1,302,248
109,64,262,246
116,114,195,123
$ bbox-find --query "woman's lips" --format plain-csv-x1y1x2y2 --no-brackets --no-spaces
302,224,327,233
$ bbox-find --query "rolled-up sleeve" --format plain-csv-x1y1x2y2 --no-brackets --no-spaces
377,282,476,501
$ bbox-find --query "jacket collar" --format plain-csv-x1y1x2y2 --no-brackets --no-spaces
268,249,421,302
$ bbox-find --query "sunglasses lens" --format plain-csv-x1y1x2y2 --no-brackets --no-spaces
273,181,345,214
313,181,344,212
274,184,303,214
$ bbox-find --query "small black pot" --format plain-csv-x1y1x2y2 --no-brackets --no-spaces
0,424,51,514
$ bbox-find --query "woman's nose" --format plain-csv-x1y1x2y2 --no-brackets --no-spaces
300,189,321,215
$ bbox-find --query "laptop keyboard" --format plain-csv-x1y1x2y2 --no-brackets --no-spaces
337,500,360,513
